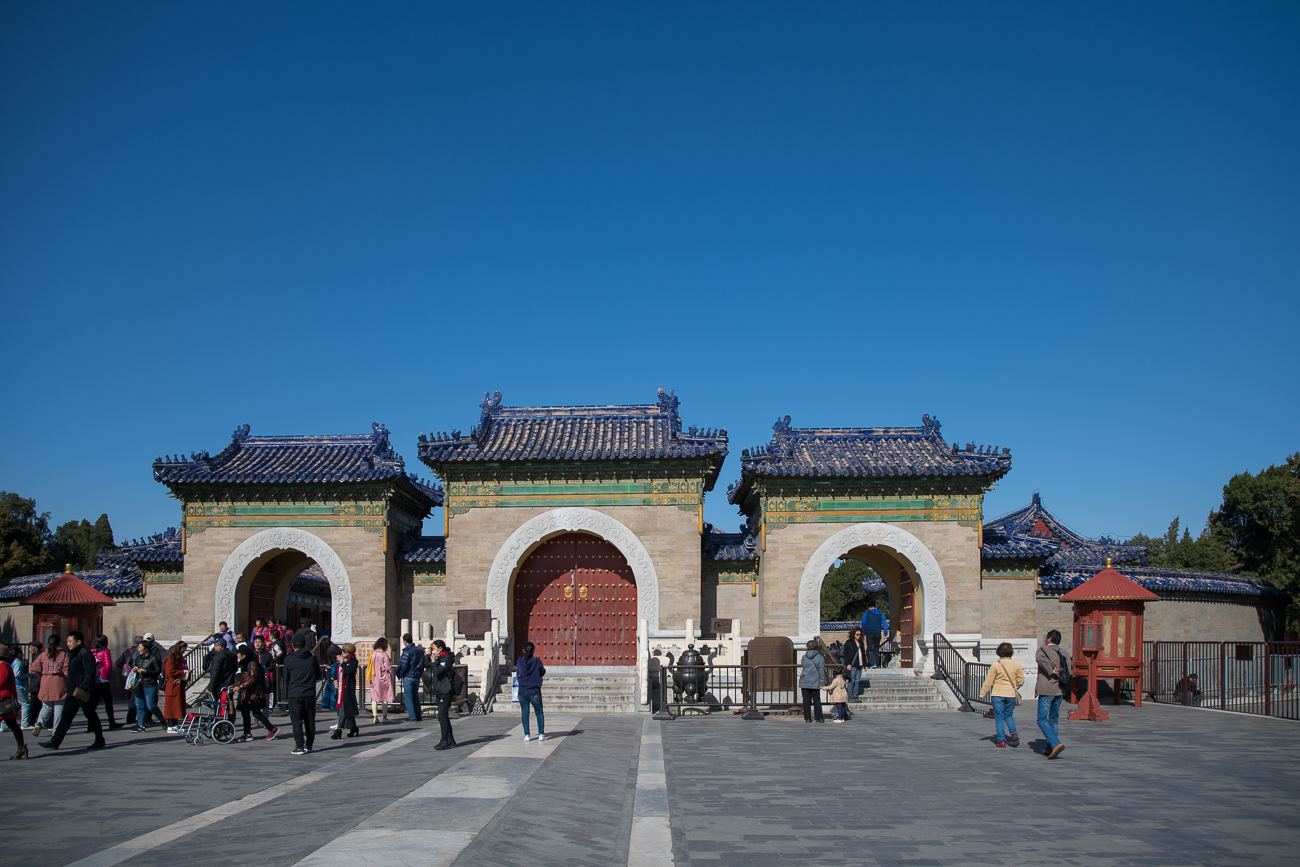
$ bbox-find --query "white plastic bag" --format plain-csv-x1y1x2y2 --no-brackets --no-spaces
511,673,520,704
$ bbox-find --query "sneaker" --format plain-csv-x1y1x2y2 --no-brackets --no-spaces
88,740,107,750
234,734,253,743
832,719,845,724
265,727,279,741
291,747,308,755
167,726,181,734
995,740,1006,748
537,734,547,742
32,725,42,737
1009,733,1020,747
522,734,531,742
132,726,147,733
1047,744,1065,759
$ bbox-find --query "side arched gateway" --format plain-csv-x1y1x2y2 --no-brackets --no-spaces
215,527,355,640
486,507,661,660
799,523,947,661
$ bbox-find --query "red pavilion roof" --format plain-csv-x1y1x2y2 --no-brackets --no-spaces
21,568,117,606
1060,563,1159,603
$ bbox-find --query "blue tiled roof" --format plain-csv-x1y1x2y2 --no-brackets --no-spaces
419,390,728,489
399,535,447,564
98,528,183,567
728,415,1010,504
1042,565,1288,601
0,567,143,600
702,524,758,561
981,493,1145,568
154,423,443,508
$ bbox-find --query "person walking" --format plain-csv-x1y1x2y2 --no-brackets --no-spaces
368,637,394,724
31,636,67,737
861,605,887,668
252,635,275,714
821,668,850,723
131,637,164,731
115,637,141,727
430,639,456,749
162,641,189,730
1035,629,1069,759
840,627,869,699
10,644,31,730
979,642,1026,747
284,634,321,754
205,637,238,713
330,643,360,740
91,635,122,730
516,641,546,742
232,645,279,743
39,632,106,751
396,634,425,721
0,645,28,759
799,639,826,723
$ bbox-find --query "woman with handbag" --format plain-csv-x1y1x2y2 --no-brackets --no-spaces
162,641,188,730
31,637,67,737
232,645,278,742
0,645,27,759
368,637,394,724
979,642,1026,748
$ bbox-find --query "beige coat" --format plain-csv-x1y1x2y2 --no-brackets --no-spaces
821,674,848,703
979,658,1025,699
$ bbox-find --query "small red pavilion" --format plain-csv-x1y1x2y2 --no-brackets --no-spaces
1061,559,1159,721
21,565,117,647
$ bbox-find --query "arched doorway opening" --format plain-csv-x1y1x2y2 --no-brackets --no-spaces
512,532,637,666
819,548,919,668
242,557,334,640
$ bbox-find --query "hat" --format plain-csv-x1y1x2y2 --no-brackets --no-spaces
0,645,12,660
143,632,155,642
342,643,356,654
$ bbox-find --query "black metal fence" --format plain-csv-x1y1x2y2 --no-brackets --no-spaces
1143,641,1300,720
652,662,847,719
932,633,991,712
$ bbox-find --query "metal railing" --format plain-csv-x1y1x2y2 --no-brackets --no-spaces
932,633,992,712
1143,641,1300,720
652,662,847,719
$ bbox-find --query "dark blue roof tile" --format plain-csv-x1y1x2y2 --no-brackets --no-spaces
154,423,442,508
399,535,447,564
0,567,143,600
1042,565,1288,600
702,524,758,561
982,493,1145,568
728,414,1010,504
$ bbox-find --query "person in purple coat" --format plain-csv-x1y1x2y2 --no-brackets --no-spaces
516,642,546,742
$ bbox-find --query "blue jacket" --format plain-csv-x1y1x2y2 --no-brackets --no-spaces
516,656,546,689
862,608,888,634
396,643,425,679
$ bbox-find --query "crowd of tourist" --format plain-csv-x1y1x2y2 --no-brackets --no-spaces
0,618,465,759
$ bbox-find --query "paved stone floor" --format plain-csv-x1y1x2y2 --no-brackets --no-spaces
4,701,1298,867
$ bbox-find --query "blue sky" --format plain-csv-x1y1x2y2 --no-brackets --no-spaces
2,3,1297,545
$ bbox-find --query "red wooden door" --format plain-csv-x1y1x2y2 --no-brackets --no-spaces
898,574,915,668
513,534,637,666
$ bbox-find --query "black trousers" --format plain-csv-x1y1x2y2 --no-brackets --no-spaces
94,681,116,726
241,706,274,736
51,693,103,746
436,693,454,743
5,717,24,748
865,633,881,668
801,687,824,722
287,696,316,750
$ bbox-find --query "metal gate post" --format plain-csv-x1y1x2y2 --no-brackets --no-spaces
1265,643,1272,718
652,666,673,720
742,665,764,720
1182,643,1189,706
1220,642,1227,711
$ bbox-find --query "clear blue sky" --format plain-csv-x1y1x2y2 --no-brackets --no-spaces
2,3,1297,545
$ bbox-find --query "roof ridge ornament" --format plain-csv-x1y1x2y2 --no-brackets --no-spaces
656,388,681,434
232,423,251,444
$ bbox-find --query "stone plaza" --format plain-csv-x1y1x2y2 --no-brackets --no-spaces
8,700,1299,867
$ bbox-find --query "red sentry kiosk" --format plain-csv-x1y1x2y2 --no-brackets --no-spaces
1062,559,1158,722
21,565,117,647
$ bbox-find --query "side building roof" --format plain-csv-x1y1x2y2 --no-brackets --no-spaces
728,414,1011,506
153,422,443,510
419,389,729,490
981,493,1146,568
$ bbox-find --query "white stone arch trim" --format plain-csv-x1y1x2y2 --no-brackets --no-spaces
215,527,354,640
486,507,660,630
798,523,946,638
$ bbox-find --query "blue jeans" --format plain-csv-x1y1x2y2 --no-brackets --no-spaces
991,696,1018,743
1037,695,1062,749
15,682,30,727
847,666,863,698
135,686,162,726
402,676,421,720
519,689,544,736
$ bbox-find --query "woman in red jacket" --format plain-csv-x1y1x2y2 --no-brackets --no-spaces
0,645,27,759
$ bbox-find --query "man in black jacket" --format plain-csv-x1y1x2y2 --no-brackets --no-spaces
283,635,321,754
206,638,238,713
39,631,105,750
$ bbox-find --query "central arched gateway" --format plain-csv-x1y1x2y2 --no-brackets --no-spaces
513,533,638,665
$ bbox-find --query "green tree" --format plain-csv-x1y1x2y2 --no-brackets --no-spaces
1126,516,1235,572
50,513,115,571
820,559,882,622
1209,453,1300,630
0,491,55,579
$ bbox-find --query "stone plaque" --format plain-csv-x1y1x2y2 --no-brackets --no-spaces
709,618,733,636
458,609,492,638
746,635,795,691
